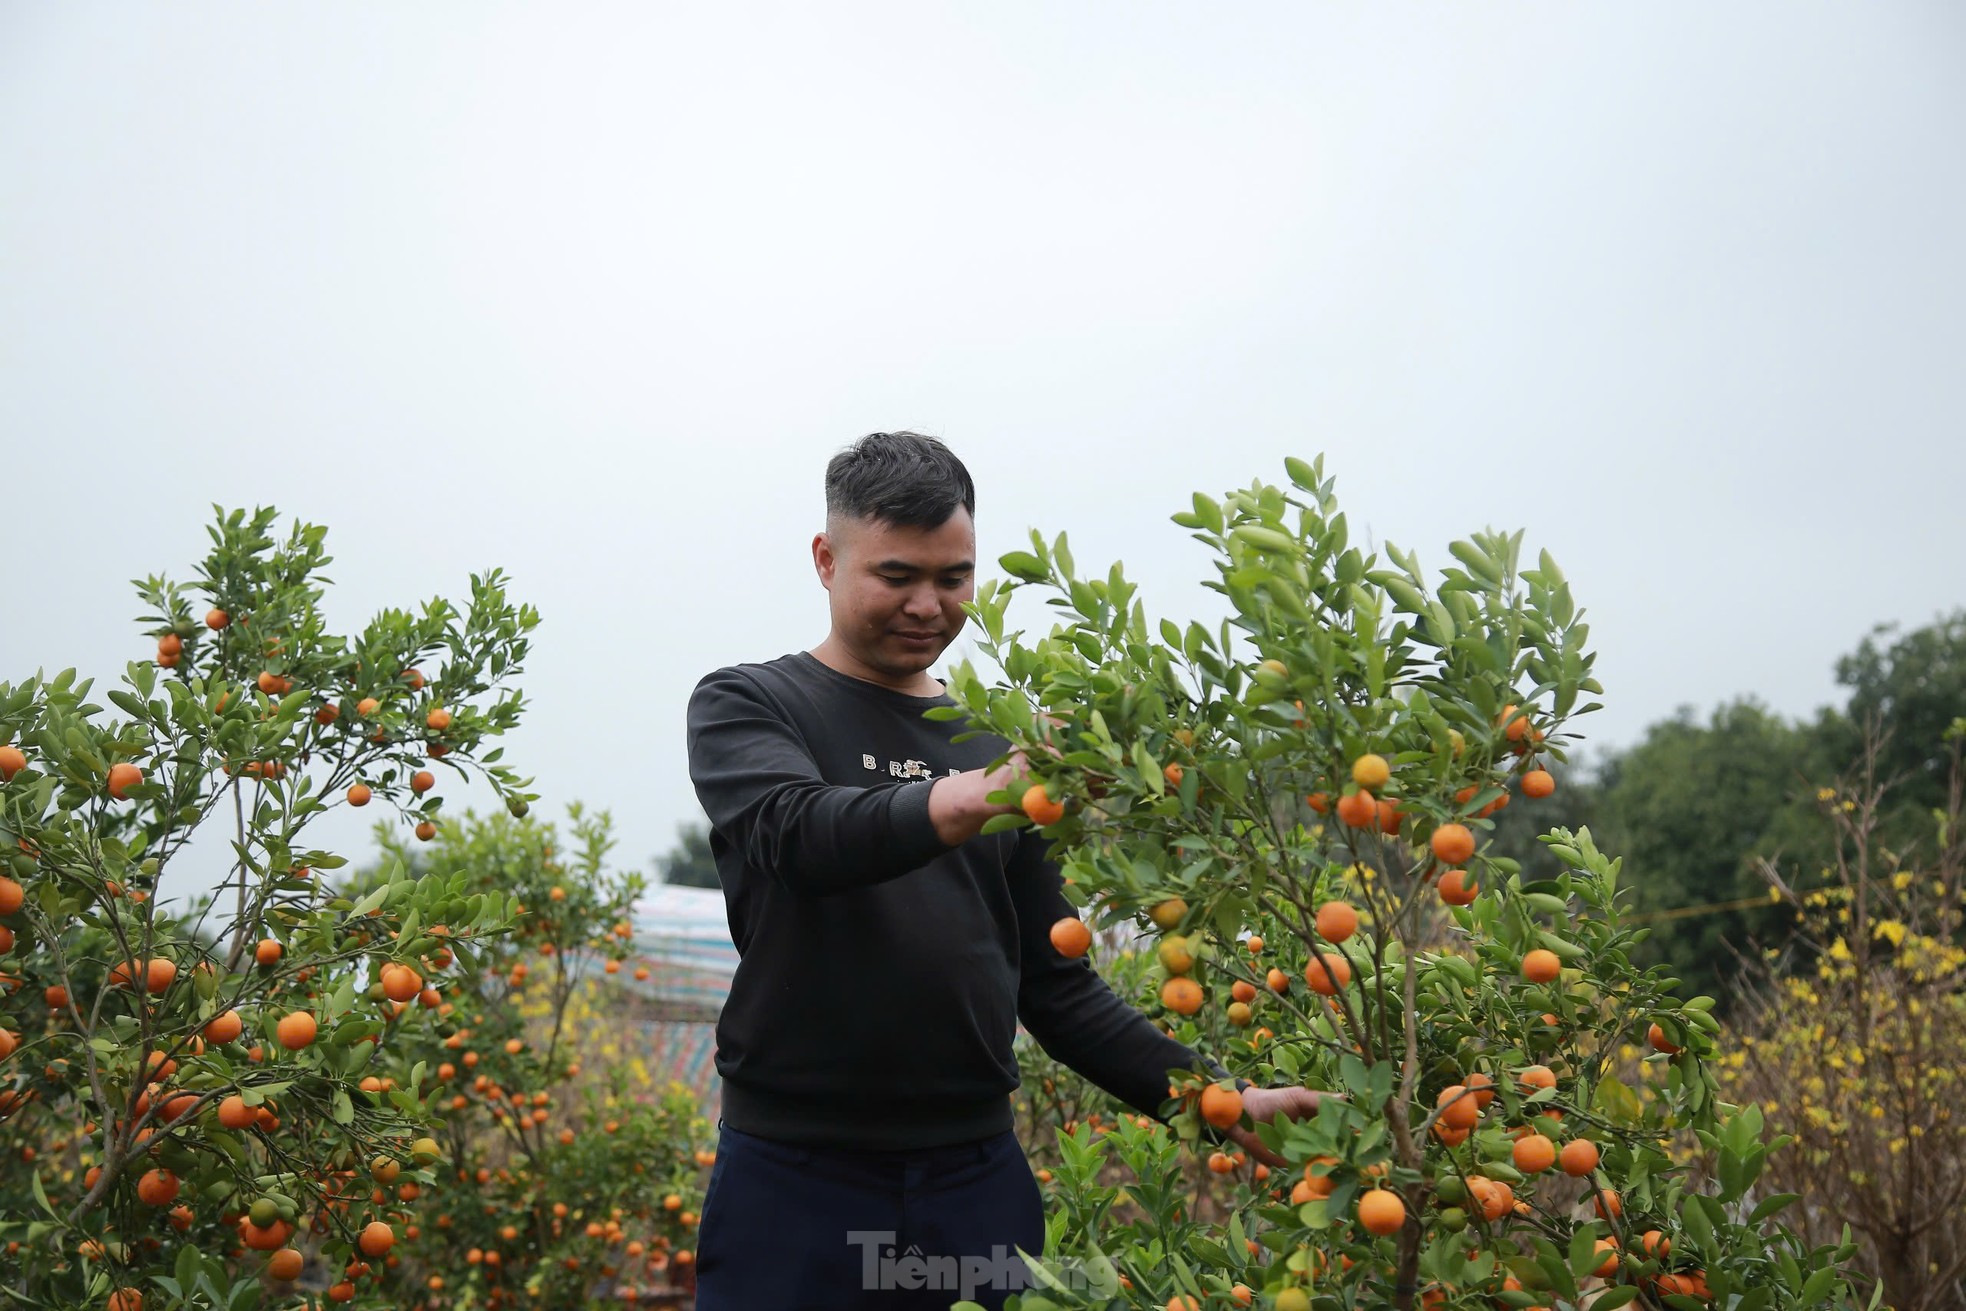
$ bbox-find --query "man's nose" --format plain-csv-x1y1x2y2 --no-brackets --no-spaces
902,586,942,619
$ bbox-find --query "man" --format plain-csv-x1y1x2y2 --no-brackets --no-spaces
685,432,1324,1309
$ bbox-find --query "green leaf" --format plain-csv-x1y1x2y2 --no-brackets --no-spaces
349,883,390,918
1021,1252,1073,1294
1231,524,1298,554
1799,1267,1837,1305
1592,1076,1642,1125
1190,493,1224,535
1567,1227,1601,1281
1535,930,1587,961
1133,740,1163,796
1681,1192,1714,1253
1186,1235,1230,1266
1748,1192,1799,1223
1380,576,1428,616
108,690,149,720
1449,539,1503,584
1338,1053,1371,1097
1717,1147,1744,1200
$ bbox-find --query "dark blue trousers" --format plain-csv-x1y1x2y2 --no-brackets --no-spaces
693,1121,1046,1310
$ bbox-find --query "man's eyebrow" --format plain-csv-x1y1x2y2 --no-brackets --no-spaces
874,559,975,573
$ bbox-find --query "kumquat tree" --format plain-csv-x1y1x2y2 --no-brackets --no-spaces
1015,944,1192,1194
349,806,716,1310
940,458,1867,1311
1015,937,1283,1228
0,507,540,1311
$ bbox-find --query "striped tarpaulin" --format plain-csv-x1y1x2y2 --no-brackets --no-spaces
621,886,736,1109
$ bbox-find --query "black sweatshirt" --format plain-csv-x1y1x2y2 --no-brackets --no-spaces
685,651,1228,1151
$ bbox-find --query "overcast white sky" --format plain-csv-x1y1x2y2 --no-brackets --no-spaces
3,3,1962,901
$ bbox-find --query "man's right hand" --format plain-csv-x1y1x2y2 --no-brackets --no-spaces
927,754,1027,847
930,714,1075,846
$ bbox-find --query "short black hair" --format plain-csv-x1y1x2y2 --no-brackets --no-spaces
824,431,976,529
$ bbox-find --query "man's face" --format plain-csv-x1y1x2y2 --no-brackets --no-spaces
813,508,976,686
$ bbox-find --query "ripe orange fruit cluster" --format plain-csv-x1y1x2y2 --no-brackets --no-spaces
1198,1083,1243,1130
107,762,144,800
380,963,424,1003
1335,791,1377,828
1512,1132,1556,1173
1351,753,1390,791
276,1011,317,1051
1022,785,1065,827
1430,822,1475,866
217,1095,257,1129
1436,1084,1480,1131
1357,1188,1405,1235
358,1221,395,1258
203,1009,243,1043
1048,917,1092,959
1160,977,1203,1015
1560,1137,1601,1175
1522,949,1562,984
1304,952,1352,995
109,957,177,994
136,1168,179,1206
1436,868,1478,906
1314,901,1358,943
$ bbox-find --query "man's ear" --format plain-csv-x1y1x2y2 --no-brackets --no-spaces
812,532,836,590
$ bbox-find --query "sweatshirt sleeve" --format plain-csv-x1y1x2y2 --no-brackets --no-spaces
685,667,953,896
1008,828,1231,1120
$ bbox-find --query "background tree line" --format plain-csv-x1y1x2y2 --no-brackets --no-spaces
1483,609,1964,1004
